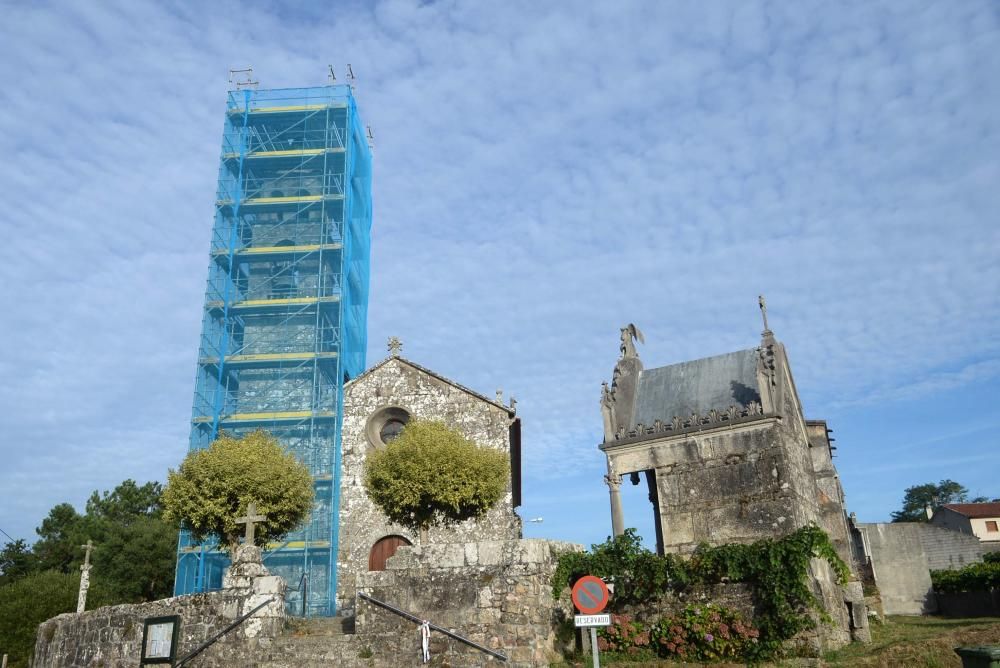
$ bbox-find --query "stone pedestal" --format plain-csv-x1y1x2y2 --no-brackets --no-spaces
221,544,287,638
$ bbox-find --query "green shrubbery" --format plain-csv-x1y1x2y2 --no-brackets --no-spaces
552,525,848,662
931,560,1000,594
363,420,508,536
163,430,314,556
596,605,762,662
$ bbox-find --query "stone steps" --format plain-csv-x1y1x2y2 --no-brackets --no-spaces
284,615,356,636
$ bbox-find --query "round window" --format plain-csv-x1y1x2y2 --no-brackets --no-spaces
379,419,406,444
365,406,411,449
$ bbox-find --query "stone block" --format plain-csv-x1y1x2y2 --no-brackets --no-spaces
477,541,504,566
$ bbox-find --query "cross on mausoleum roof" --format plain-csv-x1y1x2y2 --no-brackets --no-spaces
235,502,267,544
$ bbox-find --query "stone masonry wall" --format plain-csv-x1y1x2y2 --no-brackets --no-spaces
32,554,285,668
337,357,522,612
856,522,936,615
32,539,579,668
349,538,581,667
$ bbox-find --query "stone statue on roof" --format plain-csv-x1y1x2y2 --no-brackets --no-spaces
619,323,644,359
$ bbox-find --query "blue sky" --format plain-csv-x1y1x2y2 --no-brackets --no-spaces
0,0,998,550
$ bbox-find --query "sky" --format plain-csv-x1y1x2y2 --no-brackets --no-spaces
0,0,998,551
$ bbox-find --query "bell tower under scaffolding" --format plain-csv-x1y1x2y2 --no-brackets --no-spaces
173,84,373,616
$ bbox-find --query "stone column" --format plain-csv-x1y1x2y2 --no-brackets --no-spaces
605,466,624,537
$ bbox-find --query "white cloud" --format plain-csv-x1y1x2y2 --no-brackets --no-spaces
0,0,998,543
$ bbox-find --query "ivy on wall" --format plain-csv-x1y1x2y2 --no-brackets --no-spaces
552,525,848,661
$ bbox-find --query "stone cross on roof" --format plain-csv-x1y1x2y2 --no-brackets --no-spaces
235,502,267,544
758,295,771,334
387,336,402,358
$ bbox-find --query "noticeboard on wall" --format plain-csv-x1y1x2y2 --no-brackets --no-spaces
140,615,180,665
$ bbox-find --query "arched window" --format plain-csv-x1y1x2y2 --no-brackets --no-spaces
368,535,412,571
270,239,297,298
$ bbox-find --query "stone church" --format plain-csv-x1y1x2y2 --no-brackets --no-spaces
335,339,523,612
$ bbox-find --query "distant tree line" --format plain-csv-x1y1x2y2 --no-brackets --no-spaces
0,479,177,667
891,479,998,523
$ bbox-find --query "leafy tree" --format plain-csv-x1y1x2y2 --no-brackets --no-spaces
86,479,164,524
95,514,177,602
0,539,36,587
32,503,85,573
163,430,314,556
0,570,112,668
891,479,969,522
363,419,508,540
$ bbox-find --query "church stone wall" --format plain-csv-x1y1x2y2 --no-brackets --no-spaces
32,573,285,668
33,540,577,668
336,358,521,612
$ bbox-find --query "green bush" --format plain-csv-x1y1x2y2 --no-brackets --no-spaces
931,560,1000,593
163,430,314,555
364,420,508,535
597,614,650,653
552,524,847,661
0,570,112,668
649,604,760,662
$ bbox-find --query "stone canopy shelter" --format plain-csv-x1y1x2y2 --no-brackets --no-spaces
599,303,869,646
335,340,523,613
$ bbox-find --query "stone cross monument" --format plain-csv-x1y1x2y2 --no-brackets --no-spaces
77,540,94,614
235,502,267,545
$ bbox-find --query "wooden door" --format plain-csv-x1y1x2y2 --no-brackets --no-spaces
368,535,412,571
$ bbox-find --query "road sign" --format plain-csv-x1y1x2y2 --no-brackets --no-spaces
571,575,610,614
575,614,611,627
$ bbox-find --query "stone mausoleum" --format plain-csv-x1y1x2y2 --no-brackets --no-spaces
599,301,869,645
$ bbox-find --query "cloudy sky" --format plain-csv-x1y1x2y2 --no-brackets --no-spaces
0,0,998,550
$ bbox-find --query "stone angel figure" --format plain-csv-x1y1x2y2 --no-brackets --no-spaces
619,323,645,359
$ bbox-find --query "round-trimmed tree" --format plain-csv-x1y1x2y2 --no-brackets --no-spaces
163,430,314,556
363,419,508,540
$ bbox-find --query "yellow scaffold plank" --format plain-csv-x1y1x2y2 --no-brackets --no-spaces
216,194,344,208
205,295,340,312
228,352,338,363
236,296,339,308
228,103,343,115
249,194,321,204
199,351,339,366
192,410,337,425
221,147,345,160
270,540,331,550
210,243,343,262
180,540,330,554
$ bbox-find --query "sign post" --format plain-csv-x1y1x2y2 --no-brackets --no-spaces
571,575,611,668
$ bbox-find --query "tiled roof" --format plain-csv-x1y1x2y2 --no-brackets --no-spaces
942,503,1000,518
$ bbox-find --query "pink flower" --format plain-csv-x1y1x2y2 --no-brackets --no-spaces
704,633,714,643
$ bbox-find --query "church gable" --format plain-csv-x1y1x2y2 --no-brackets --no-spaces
336,350,522,613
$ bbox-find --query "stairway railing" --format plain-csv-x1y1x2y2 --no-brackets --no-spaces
356,591,508,662
173,597,275,667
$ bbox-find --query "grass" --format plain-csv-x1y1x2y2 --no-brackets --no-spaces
823,615,1000,667
551,616,1000,667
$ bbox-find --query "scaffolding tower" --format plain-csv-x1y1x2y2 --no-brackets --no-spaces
174,85,372,617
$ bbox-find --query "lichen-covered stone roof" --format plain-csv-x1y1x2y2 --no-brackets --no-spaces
632,348,761,426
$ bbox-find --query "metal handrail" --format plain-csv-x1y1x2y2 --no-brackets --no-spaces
356,591,507,662
173,597,275,667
